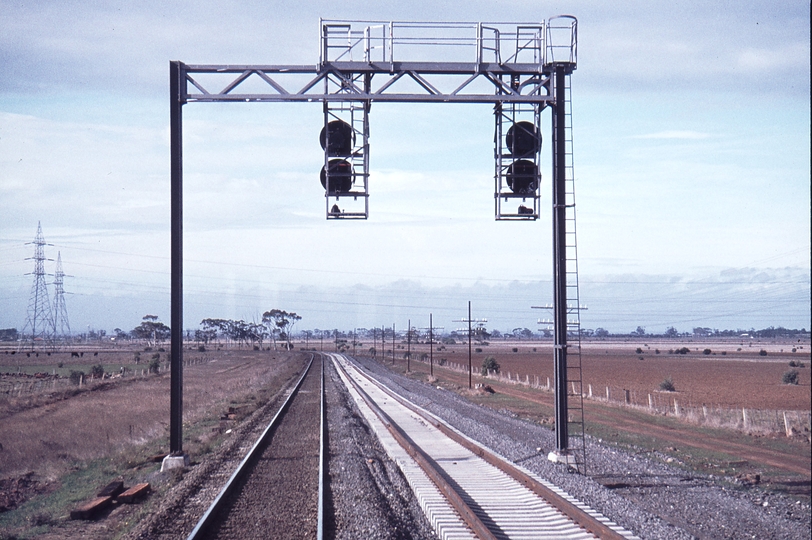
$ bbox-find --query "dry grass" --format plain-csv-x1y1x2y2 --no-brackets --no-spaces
0,348,305,479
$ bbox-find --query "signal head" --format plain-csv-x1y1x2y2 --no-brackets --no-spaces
319,120,354,156
506,160,538,194
506,121,541,158
320,159,354,193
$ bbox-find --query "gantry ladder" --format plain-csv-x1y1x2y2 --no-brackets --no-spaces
556,71,587,474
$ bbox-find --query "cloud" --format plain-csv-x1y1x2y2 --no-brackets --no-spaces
630,130,713,140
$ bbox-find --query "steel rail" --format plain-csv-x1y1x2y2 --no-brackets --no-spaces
186,354,317,540
317,353,326,540
341,354,627,540
332,355,497,540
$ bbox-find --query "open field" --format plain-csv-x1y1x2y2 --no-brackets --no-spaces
0,345,307,539
381,336,811,411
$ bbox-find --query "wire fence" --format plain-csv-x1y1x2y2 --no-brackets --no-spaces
413,357,811,437
0,355,211,398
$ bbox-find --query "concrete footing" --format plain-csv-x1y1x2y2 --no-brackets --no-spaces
160,453,190,472
547,450,577,466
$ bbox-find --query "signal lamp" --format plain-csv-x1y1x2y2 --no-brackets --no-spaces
506,121,541,158
320,159,354,193
319,120,354,156
506,160,538,194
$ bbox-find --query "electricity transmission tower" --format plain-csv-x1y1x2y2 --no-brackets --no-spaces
53,251,72,343
21,222,55,350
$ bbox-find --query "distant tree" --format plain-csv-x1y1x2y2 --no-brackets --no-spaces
132,315,170,347
0,328,19,341
633,326,646,336
664,326,679,337
594,328,609,337
262,309,302,350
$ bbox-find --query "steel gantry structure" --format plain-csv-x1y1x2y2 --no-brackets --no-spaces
169,17,582,467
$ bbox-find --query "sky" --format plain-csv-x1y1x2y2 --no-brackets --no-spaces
1,1,810,337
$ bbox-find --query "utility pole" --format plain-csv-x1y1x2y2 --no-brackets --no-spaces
429,313,433,377
407,318,411,372
468,302,472,389
392,323,395,364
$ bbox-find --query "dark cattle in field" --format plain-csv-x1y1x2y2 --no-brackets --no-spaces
71,352,80,358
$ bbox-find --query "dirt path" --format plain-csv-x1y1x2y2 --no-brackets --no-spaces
402,360,812,478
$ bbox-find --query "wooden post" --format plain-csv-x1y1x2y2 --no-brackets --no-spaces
606,386,610,400
588,384,593,398
673,399,679,416
624,389,630,404
648,393,653,409
783,412,792,437
742,408,748,429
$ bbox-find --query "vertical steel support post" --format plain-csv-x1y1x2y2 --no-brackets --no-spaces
169,61,185,454
552,65,568,452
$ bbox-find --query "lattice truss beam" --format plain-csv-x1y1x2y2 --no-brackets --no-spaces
182,63,554,104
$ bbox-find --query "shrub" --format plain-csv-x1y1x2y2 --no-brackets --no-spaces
420,353,428,361
481,356,500,375
368,347,376,355
675,347,690,355
635,347,643,354
90,364,105,379
442,338,456,345
782,370,799,385
198,345,206,352
475,348,483,353
759,349,768,356
512,347,518,353
789,360,798,367
151,352,161,361
659,377,676,392
69,370,84,385
57,362,64,368
703,349,712,355
148,358,160,374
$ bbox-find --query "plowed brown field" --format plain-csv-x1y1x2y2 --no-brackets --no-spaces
402,337,811,410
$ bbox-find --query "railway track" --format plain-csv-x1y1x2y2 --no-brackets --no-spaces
187,354,325,540
331,353,639,540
